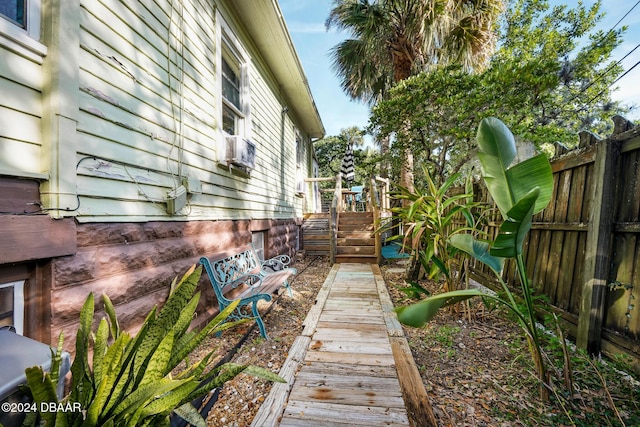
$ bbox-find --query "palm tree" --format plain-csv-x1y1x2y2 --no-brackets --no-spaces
326,0,504,192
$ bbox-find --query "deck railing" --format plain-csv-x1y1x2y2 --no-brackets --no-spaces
304,174,390,264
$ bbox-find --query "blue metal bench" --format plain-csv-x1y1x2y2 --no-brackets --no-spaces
199,245,296,338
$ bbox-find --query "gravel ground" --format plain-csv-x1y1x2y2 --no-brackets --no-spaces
193,256,331,427
178,256,639,427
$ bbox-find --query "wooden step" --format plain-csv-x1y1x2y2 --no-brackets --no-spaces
335,254,378,264
339,211,373,219
302,234,330,242
337,237,375,246
303,237,330,245
304,244,331,253
306,251,330,256
337,246,376,255
303,224,328,231
338,224,374,233
337,231,373,239
338,216,373,225
304,213,329,219
302,219,330,226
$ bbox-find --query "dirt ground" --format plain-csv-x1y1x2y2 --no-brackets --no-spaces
186,256,639,427
197,256,332,427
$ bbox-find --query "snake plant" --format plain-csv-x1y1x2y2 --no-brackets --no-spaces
23,265,284,427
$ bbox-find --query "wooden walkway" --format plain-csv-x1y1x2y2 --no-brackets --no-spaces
251,263,434,427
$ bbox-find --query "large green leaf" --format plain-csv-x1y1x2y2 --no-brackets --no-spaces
490,188,539,258
138,380,198,420
70,292,95,406
139,332,174,387
505,154,553,214
476,117,553,218
100,336,134,417
85,372,111,425
395,289,490,327
103,293,121,339
25,366,60,427
168,299,242,369
48,332,65,394
110,378,189,421
242,365,287,383
173,403,207,427
448,234,504,275
93,319,110,385
133,267,201,385
172,293,200,342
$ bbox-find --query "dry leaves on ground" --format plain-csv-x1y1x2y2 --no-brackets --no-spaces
184,257,638,427
199,256,331,427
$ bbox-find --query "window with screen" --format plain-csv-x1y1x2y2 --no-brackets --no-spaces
221,44,244,135
252,231,265,261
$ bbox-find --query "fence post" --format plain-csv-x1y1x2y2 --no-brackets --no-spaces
576,133,622,355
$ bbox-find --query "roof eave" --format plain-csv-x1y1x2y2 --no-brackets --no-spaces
228,0,325,139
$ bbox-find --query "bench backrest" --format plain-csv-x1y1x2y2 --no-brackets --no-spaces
203,245,261,287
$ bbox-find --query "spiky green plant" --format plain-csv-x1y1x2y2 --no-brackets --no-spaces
384,166,484,289
24,265,284,427
394,117,554,400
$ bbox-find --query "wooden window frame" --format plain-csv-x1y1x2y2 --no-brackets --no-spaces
0,280,25,335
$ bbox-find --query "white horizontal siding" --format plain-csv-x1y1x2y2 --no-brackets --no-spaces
0,106,41,149
0,138,42,176
0,43,43,176
0,46,43,90
74,0,311,222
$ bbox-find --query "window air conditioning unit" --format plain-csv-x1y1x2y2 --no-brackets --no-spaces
226,136,256,170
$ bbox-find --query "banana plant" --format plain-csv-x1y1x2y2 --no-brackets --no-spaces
395,117,553,399
24,265,285,427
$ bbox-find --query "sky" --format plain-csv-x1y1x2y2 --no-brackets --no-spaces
279,0,640,139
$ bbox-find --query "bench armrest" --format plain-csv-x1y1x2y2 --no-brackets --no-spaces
261,254,292,273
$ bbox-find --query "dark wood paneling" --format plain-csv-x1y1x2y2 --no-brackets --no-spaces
0,177,42,214
24,262,52,343
0,216,76,263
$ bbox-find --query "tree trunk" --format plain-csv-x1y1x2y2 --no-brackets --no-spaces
379,135,390,179
406,252,422,282
400,148,414,204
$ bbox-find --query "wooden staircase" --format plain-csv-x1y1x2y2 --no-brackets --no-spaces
302,211,379,264
302,213,331,256
336,212,378,264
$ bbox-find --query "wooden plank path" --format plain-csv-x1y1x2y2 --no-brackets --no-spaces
251,263,435,427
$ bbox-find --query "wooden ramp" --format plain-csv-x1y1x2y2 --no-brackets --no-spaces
252,263,435,427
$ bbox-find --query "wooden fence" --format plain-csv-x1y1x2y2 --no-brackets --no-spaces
468,115,640,370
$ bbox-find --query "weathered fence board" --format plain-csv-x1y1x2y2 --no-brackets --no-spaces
467,116,640,370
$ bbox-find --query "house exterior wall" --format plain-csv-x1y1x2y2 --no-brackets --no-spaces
49,218,299,352
0,0,322,350
0,15,47,179
74,0,310,221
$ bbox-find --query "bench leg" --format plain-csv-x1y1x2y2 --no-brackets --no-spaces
283,280,293,297
251,301,268,339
